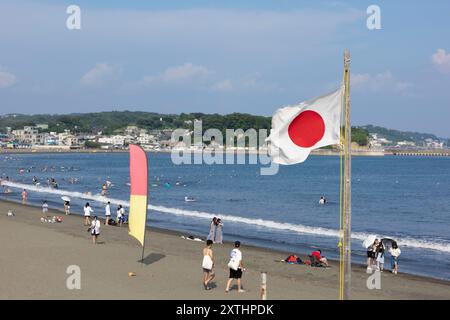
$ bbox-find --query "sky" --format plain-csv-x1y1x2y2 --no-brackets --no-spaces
0,0,449,137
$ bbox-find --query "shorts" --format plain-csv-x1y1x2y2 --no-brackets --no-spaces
229,268,242,279
367,251,375,258
203,268,214,275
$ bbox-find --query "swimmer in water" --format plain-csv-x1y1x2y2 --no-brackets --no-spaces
319,196,327,205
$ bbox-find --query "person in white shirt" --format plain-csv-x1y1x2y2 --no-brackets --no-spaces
104,201,111,225
389,241,401,274
42,200,48,215
225,241,245,293
83,202,94,226
117,205,125,227
64,201,70,215
90,216,101,244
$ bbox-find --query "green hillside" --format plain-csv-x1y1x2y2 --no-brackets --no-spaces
1,111,443,147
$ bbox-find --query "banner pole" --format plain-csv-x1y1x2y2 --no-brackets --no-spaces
343,49,352,300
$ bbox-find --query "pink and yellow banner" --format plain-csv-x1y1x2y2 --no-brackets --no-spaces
128,144,148,246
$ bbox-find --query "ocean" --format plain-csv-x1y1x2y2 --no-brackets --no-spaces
1,152,449,280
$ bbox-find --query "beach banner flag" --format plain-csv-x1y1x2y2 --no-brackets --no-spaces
128,144,148,246
266,88,342,165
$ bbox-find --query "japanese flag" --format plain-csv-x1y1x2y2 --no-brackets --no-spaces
266,88,342,165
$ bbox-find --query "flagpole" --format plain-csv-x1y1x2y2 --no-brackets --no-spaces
140,150,149,266
343,49,352,300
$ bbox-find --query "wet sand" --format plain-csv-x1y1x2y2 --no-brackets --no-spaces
1,200,449,300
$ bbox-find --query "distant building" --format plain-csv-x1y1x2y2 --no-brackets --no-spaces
36,124,49,130
12,126,44,145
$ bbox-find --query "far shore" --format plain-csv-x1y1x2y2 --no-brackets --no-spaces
1,199,449,300
2,147,450,157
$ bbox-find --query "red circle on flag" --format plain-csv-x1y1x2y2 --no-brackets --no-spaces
288,110,325,148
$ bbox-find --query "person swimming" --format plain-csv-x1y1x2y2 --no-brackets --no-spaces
319,196,327,205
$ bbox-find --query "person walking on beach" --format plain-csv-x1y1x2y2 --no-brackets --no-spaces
202,240,215,290
215,219,223,244
104,201,111,225
389,241,401,274
90,216,101,244
225,241,245,293
376,242,385,272
21,189,27,204
42,200,48,216
83,202,93,226
207,217,217,242
64,201,70,215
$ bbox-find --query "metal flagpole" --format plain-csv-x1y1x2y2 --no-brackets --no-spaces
343,49,352,300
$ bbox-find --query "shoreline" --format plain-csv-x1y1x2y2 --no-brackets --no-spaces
1,198,449,300
1,196,449,283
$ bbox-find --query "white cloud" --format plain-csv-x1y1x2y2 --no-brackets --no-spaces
352,71,413,94
211,79,233,92
0,66,17,88
80,63,120,87
142,63,211,86
431,49,450,74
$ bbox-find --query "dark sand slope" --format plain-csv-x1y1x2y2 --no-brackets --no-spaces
1,200,449,300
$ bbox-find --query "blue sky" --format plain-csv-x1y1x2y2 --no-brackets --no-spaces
0,1,449,137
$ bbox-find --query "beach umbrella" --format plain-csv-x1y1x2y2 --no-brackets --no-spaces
61,196,71,202
362,234,377,248
381,238,396,250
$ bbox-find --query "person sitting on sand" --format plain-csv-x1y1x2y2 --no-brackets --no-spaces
225,241,245,293
83,202,93,226
202,240,215,290
311,249,329,267
389,241,401,275
90,216,101,244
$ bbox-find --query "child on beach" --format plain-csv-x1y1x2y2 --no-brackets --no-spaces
64,201,70,215
202,240,215,290
389,242,401,274
89,216,101,244
83,202,93,226
21,189,27,204
42,200,48,215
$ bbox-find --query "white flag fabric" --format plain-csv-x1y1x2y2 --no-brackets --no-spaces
266,88,342,165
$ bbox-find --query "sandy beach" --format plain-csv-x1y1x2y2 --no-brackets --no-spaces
1,199,449,300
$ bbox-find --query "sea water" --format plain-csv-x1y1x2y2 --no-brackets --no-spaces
1,152,449,280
